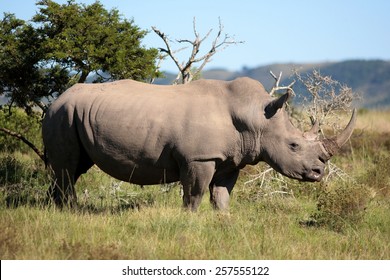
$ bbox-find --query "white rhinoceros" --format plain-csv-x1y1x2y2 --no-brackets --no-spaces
42,77,356,210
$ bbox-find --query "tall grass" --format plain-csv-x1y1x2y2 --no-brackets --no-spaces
1,110,390,259
1,192,389,259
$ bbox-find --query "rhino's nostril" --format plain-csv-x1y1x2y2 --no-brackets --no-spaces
319,156,326,164
312,168,322,175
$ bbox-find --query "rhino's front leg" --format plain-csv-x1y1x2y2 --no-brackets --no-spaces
210,186,230,210
180,161,215,211
209,170,239,211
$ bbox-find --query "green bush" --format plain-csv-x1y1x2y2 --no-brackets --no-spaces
0,154,29,185
313,182,371,232
0,153,48,207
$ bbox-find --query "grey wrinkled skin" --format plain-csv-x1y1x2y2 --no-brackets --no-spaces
42,77,356,210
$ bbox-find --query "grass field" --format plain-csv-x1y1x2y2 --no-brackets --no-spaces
1,109,389,259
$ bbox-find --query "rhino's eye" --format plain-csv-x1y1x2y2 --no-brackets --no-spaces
289,142,300,152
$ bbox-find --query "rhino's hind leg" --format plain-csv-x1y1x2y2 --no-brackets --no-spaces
209,170,239,211
180,161,215,211
48,169,78,207
47,143,94,208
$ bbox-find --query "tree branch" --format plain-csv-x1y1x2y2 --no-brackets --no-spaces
152,26,183,73
192,17,244,80
269,71,296,96
0,127,45,162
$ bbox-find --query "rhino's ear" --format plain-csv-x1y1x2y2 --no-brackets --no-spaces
264,91,291,119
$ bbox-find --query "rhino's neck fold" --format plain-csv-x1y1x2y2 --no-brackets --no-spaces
237,130,261,166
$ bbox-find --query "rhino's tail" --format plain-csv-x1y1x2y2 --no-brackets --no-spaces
43,147,48,168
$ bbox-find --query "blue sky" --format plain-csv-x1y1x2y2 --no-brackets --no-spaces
1,0,389,72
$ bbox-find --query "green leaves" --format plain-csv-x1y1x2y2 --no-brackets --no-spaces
0,13,60,113
0,0,160,114
33,0,160,84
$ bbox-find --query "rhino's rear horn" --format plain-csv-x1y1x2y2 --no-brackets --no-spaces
321,109,357,156
303,119,320,141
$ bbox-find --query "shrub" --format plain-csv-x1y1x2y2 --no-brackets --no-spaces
0,153,48,207
312,182,371,232
0,154,28,185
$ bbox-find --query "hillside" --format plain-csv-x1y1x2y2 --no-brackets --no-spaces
156,60,390,108
1,60,388,109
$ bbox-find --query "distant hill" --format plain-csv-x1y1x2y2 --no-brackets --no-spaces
155,60,390,108
1,60,388,109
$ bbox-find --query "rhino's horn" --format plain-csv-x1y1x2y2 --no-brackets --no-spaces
321,109,357,156
335,108,357,147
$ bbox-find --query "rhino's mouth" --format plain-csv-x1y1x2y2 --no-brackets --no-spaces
280,168,323,182
303,168,324,182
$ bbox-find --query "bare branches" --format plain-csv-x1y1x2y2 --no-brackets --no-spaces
244,166,293,198
293,69,360,133
269,71,295,96
152,17,244,84
151,27,183,75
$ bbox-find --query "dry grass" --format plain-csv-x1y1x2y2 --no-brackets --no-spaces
355,109,390,133
1,197,389,260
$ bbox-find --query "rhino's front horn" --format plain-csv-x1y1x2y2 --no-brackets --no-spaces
321,109,357,157
335,108,357,147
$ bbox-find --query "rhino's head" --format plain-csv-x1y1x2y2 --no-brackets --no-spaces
260,91,356,182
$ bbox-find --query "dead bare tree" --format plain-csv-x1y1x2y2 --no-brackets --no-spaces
293,69,359,133
152,17,244,84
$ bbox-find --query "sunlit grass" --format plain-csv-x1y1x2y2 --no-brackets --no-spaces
1,192,389,259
